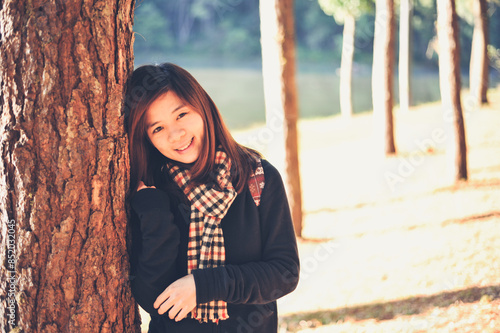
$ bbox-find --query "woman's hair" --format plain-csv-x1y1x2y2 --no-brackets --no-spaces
123,62,260,195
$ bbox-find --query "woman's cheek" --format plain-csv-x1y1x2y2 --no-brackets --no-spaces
152,136,163,152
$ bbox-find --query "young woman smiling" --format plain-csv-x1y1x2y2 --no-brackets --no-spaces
124,63,299,332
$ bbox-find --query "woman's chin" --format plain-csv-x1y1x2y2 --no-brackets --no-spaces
168,151,200,165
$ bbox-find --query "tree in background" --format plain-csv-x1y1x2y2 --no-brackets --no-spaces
133,0,262,64
260,0,303,237
399,0,414,112
372,0,397,155
134,1,174,55
0,1,139,331
469,0,489,106
487,1,500,59
318,0,373,118
436,0,468,180
294,0,343,59
414,0,438,64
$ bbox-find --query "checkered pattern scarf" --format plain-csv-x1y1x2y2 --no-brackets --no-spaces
167,149,236,323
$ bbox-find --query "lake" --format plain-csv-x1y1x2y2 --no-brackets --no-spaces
190,67,445,130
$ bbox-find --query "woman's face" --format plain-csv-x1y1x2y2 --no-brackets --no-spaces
145,91,205,164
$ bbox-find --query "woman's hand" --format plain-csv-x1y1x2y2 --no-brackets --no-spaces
137,180,156,192
154,274,197,321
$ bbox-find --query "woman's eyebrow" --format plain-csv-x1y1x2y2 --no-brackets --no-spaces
146,104,186,129
147,120,159,129
171,103,185,114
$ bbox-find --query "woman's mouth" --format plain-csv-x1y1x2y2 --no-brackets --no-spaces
175,138,193,152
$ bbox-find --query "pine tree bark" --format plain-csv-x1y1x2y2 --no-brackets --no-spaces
399,0,413,112
0,0,139,332
372,0,396,155
340,13,355,118
469,0,489,106
259,0,303,237
437,0,468,180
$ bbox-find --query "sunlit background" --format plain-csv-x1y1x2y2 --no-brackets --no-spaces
133,0,500,331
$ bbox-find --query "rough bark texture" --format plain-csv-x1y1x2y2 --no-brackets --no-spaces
259,0,303,237
399,0,413,111
437,0,468,180
469,0,489,106
372,0,396,155
0,0,139,332
340,14,355,118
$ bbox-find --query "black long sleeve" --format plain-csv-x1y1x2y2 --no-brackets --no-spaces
130,188,181,315
192,161,300,305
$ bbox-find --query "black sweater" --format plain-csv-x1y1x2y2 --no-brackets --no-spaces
129,160,300,333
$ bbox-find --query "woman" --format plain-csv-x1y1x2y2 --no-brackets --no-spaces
124,63,299,332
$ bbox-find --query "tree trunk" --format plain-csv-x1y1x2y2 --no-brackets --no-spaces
469,0,489,106
340,13,356,118
0,1,139,332
177,0,195,46
399,0,413,112
437,0,468,180
259,0,303,237
372,0,397,155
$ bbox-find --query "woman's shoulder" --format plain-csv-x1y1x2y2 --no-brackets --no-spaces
259,159,281,180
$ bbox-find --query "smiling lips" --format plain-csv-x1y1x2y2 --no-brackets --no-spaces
175,137,193,152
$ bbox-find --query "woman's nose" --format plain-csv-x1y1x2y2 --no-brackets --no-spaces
168,126,186,143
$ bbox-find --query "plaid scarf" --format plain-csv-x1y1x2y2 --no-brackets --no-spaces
167,149,236,323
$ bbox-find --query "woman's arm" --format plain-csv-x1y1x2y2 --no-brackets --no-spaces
192,161,300,305
130,187,181,314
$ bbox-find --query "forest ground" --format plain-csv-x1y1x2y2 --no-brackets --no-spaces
273,86,500,333
139,86,500,332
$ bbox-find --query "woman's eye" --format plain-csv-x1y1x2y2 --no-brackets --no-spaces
177,112,188,120
152,126,163,134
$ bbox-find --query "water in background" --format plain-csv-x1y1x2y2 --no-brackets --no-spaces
189,66,443,130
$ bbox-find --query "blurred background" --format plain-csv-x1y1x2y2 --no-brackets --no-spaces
133,0,500,129
133,0,500,332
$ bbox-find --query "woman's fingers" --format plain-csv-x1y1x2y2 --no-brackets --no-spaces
137,180,146,191
174,306,192,322
154,289,170,310
137,180,156,192
155,288,181,315
156,293,186,319
154,274,197,319
167,302,183,320
158,298,174,316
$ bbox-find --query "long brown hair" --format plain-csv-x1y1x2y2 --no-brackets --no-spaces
124,63,259,195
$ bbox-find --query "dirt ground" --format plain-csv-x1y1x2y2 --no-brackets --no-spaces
275,87,500,332
139,87,500,332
